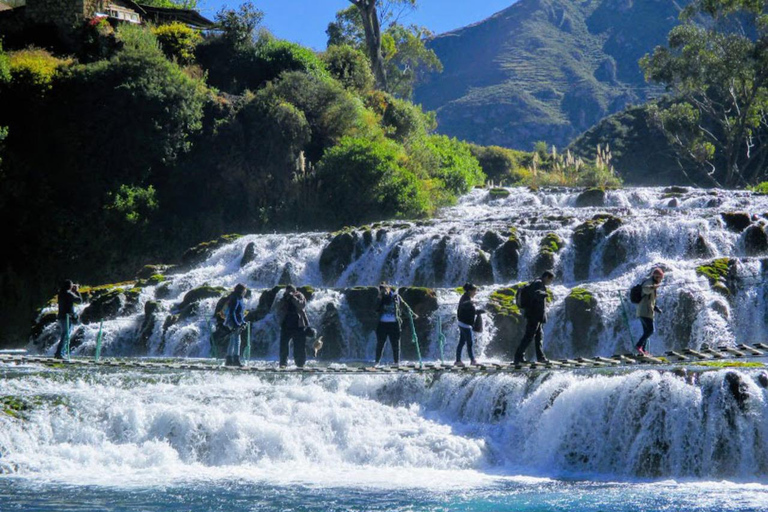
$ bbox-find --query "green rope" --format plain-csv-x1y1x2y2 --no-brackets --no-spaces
94,320,104,362
436,315,446,364
406,307,422,369
242,322,251,363
63,315,71,360
206,317,218,359
617,291,634,350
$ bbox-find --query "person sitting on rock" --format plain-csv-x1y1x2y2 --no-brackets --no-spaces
636,267,664,356
455,282,484,367
279,285,309,368
54,279,82,360
224,283,247,367
514,270,554,365
374,283,416,367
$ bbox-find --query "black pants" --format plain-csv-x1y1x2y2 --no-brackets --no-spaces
456,326,475,362
280,327,307,367
515,318,546,363
375,322,401,363
636,317,654,351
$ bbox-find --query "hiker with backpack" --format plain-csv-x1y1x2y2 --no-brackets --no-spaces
514,270,555,365
455,282,484,367
54,280,82,360
224,283,248,367
279,285,310,368
632,268,664,356
374,283,417,367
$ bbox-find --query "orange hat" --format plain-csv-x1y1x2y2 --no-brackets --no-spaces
652,268,664,277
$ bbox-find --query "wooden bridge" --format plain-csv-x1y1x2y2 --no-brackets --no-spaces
1,344,767,374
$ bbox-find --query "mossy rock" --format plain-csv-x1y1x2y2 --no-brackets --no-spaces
240,242,257,268
563,287,601,356
414,235,449,287
137,301,160,353
319,231,360,284
489,188,511,199
317,303,346,361
744,225,768,256
696,258,733,296
136,265,170,280
575,188,606,207
1,396,30,419
686,234,714,259
80,289,131,324
135,274,166,288
181,234,242,267
344,286,382,333
178,285,227,311
481,231,505,252
155,282,172,300
77,282,136,303
669,291,704,351
572,220,605,281
663,186,689,195
721,212,752,233
494,229,522,281
485,284,527,359
592,214,623,235
533,232,563,277
468,250,494,286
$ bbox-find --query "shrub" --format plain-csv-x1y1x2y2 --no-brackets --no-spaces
152,22,202,65
0,42,9,84
468,144,528,185
116,23,161,54
365,91,435,143
8,48,70,92
323,45,374,93
263,71,367,161
421,135,485,195
750,182,768,194
317,137,431,223
105,184,159,225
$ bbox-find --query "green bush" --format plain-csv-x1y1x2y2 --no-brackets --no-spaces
256,38,328,82
116,23,161,54
750,182,768,194
421,135,485,195
469,144,529,184
105,184,159,225
152,22,202,65
263,71,368,161
317,137,431,223
365,91,435,143
8,48,70,92
323,44,374,93
0,42,9,84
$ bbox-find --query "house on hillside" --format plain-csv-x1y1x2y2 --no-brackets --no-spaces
0,0,213,34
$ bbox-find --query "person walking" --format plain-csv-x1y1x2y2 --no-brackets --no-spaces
54,280,82,360
374,283,416,366
636,268,664,356
455,282,484,367
514,270,554,365
224,283,247,367
279,285,309,368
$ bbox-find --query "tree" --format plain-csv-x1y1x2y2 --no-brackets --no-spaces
215,1,265,48
640,0,768,187
343,0,417,90
330,1,440,98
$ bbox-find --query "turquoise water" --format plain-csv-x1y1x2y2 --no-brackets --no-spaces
2,478,768,511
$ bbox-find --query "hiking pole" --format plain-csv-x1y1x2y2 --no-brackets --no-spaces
242,322,252,364
436,314,446,364
63,315,71,360
407,308,422,369
617,291,634,350
94,320,104,362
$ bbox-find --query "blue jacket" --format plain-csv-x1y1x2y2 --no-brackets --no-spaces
225,294,245,329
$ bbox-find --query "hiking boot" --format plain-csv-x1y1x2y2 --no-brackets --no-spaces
54,353,64,360
470,359,480,366
513,358,528,365
454,360,465,367
225,356,233,366
232,356,243,367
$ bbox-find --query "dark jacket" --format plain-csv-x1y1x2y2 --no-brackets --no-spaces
457,293,478,326
225,293,245,329
57,289,82,320
376,291,401,323
280,291,308,330
524,279,549,323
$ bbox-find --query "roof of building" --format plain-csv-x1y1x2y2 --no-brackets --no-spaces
137,4,214,28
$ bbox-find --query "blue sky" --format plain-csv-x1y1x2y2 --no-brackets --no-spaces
197,0,516,50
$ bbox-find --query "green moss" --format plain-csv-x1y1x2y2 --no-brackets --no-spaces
179,285,227,309
696,258,731,285
489,188,511,198
1,396,29,419
507,227,521,246
488,283,527,318
691,361,764,368
567,287,594,304
540,232,564,254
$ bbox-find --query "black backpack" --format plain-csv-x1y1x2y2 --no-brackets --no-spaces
516,282,533,309
629,283,643,304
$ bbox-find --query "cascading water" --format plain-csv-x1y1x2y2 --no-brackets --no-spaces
6,187,768,511
27,187,768,361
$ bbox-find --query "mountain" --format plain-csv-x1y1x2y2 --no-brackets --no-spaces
414,0,686,151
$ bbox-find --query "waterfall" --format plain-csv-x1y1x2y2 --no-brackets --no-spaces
27,187,768,361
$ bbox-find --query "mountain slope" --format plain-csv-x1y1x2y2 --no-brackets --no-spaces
415,0,686,151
